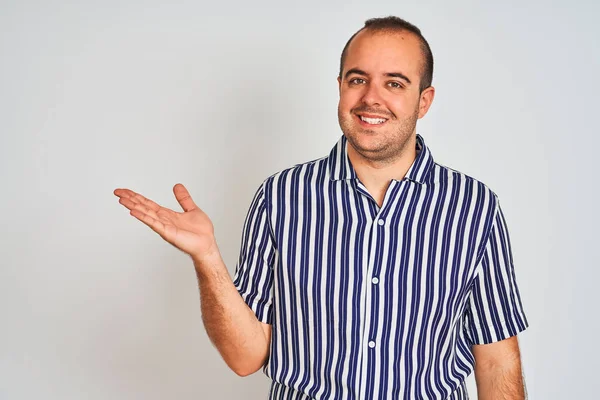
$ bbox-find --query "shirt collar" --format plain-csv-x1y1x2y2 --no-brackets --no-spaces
328,134,435,185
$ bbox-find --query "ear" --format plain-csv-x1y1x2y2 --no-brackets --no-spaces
337,76,342,95
417,86,435,119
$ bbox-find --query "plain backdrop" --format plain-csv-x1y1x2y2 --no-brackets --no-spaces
1,0,598,398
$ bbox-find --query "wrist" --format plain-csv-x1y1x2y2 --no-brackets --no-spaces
190,238,220,263
192,250,226,278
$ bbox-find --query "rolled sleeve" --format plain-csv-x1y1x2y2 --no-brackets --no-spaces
232,182,277,324
465,198,529,345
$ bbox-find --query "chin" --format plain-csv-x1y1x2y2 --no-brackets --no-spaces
346,130,387,153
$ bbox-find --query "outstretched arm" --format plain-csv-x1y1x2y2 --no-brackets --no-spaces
193,251,271,376
114,184,271,376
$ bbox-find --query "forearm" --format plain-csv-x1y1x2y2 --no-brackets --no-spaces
193,253,269,376
475,358,526,400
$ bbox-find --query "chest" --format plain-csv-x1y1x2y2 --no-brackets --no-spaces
269,179,487,322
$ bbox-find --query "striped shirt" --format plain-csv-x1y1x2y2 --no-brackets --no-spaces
233,134,529,399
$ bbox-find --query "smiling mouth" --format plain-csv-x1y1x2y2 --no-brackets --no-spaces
357,115,388,126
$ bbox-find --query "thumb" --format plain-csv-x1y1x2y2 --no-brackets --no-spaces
173,183,198,212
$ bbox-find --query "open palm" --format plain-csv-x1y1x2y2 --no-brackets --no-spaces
114,183,217,260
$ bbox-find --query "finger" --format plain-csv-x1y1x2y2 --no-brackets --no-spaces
114,188,137,199
129,208,167,238
129,192,162,213
173,183,198,213
119,196,160,221
114,188,161,213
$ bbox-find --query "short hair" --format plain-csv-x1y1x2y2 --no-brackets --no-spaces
338,16,434,93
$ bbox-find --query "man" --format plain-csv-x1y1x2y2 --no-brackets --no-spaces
114,16,529,399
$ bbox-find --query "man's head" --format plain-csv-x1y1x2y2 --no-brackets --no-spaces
339,16,434,93
337,16,435,164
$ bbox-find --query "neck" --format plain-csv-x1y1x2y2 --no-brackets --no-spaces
346,134,418,193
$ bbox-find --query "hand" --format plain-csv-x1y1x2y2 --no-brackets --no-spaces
114,184,219,261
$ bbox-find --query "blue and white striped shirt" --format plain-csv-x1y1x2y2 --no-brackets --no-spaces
233,134,529,399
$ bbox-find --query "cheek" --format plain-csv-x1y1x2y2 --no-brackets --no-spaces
390,98,418,116
338,100,352,115
339,90,361,111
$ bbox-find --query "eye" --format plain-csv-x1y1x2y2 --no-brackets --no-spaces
387,81,404,89
349,77,366,85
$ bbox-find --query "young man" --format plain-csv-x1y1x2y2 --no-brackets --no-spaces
115,16,529,400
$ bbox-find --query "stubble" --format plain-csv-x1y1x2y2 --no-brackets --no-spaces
337,105,419,165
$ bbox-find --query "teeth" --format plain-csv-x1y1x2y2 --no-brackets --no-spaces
360,116,386,124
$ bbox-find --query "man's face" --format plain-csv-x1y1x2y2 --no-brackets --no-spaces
337,30,434,163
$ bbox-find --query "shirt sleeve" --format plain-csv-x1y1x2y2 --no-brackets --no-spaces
232,181,276,324
464,198,529,345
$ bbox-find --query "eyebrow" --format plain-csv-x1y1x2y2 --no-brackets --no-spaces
344,68,412,85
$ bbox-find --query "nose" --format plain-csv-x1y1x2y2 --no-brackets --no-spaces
361,82,384,106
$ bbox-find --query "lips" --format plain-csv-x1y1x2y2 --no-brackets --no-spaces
360,116,386,124
356,113,388,126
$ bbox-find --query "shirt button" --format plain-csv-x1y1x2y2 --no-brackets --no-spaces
378,219,385,226
368,341,376,348
372,277,379,284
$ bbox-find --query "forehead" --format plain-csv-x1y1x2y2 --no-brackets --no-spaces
344,30,423,79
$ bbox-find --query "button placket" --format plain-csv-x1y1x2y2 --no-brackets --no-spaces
360,179,411,399
359,214,383,384
364,210,387,352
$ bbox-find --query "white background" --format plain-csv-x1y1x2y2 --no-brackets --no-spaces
1,0,598,398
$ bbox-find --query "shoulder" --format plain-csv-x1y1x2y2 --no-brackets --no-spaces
262,155,330,188
430,161,500,210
